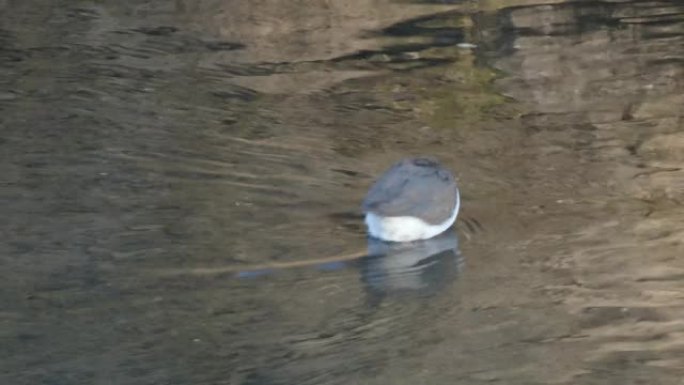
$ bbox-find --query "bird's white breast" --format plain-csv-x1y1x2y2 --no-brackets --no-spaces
365,189,460,242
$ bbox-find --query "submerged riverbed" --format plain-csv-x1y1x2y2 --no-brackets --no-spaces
2,1,684,384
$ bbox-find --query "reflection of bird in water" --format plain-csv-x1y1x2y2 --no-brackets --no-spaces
360,229,462,302
362,157,460,242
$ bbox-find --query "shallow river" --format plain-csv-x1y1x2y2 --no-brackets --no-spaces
2,1,684,384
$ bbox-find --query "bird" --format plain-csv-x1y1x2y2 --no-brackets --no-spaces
361,157,460,242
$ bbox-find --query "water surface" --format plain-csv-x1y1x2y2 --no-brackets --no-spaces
2,1,684,384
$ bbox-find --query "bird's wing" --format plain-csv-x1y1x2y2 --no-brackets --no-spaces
362,165,455,222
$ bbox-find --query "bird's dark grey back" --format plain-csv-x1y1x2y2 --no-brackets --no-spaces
362,157,458,224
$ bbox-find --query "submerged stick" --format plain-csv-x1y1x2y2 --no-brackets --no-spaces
156,249,368,277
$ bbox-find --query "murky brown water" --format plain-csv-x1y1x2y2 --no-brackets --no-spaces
2,0,684,384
